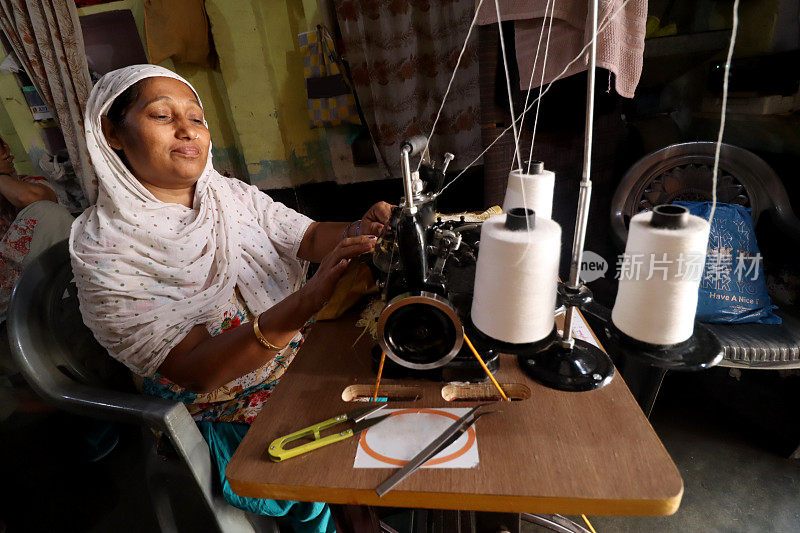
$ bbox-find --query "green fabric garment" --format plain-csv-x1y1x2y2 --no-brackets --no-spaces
198,421,335,533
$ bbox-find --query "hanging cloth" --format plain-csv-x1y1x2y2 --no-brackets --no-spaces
476,0,647,98
144,0,214,67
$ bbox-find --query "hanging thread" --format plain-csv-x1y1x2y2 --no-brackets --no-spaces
709,0,740,224
472,209,561,344
611,206,710,345
372,351,386,401
581,515,598,533
463,334,510,401
494,0,523,170
506,0,555,230
512,0,554,168
526,0,558,172
610,1,739,346
437,0,636,198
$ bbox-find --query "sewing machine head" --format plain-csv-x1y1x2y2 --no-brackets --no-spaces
369,137,495,379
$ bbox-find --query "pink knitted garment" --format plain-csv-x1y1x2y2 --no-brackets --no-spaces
476,0,647,99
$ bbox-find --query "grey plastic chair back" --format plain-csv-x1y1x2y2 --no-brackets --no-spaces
610,142,800,251
10,239,127,388
7,240,266,532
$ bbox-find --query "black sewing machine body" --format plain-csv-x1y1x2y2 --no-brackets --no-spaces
369,154,499,382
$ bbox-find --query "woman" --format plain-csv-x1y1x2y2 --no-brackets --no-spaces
70,65,390,533
1,134,72,322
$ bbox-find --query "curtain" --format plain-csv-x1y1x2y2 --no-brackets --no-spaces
334,0,482,178
0,0,94,208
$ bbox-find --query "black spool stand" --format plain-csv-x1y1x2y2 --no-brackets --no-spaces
556,278,723,372
473,208,616,392
466,317,615,392
517,338,615,392
599,322,723,416
530,282,615,391
603,322,724,371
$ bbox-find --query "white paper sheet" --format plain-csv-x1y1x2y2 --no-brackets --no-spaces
557,310,600,348
354,408,479,469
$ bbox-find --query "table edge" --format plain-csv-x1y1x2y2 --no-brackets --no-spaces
227,478,684,517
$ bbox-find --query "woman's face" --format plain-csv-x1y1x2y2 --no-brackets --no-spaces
103,77,210,192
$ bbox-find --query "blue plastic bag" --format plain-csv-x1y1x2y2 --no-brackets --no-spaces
673,201,781,324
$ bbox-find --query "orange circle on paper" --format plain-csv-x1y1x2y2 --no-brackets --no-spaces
358,408,476,466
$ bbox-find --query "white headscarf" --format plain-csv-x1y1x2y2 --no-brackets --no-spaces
70,65,312,377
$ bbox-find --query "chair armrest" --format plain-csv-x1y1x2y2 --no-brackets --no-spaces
10,347,217,508
8,330,182,430
39,376,186,431
4,239,234,527
58,379,219,521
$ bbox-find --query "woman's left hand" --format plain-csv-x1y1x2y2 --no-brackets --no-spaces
359,201,393,236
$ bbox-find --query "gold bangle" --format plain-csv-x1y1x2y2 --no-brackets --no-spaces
253,314,288,351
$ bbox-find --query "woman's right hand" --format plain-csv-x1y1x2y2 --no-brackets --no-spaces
300,235,376,312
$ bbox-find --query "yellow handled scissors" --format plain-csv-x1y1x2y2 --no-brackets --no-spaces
268,403,390,462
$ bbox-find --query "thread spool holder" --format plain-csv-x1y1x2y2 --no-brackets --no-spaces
602,322,723,370
554,281,725,371
557,205,724,371
598,204,723,370
515,0,615,392
511,281,615,392
468,318,612,391
557,283,593,309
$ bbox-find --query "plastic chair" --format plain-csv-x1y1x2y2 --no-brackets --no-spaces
6,240,277,532
610,142,800,369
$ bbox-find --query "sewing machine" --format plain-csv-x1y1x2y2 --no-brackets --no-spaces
369,136,499,382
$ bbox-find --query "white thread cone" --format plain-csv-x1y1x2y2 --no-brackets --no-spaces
471,214,561,344
611,211,710,345
502,168,555,220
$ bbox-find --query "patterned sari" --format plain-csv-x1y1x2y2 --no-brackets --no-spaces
139,290,332,533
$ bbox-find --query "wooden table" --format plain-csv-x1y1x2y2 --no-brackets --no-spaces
226,311,683,517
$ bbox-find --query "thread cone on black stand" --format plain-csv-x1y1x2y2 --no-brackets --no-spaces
525,0,614,393
471,208,561,345
606,204,723,370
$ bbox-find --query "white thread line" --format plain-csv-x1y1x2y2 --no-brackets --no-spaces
512,0,553,169
527,0,558,173
438,0,635,198
709,0,740,225
509,0,553,241
515,0,556,251
417,0,485,173
495,0,523,170
510,0,553,240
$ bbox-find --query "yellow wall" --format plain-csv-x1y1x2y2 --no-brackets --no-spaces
1,0,342,189
0,47,51,176
204,0,332,188
2,0,791,191
79,0,252,182
0,68,39,176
